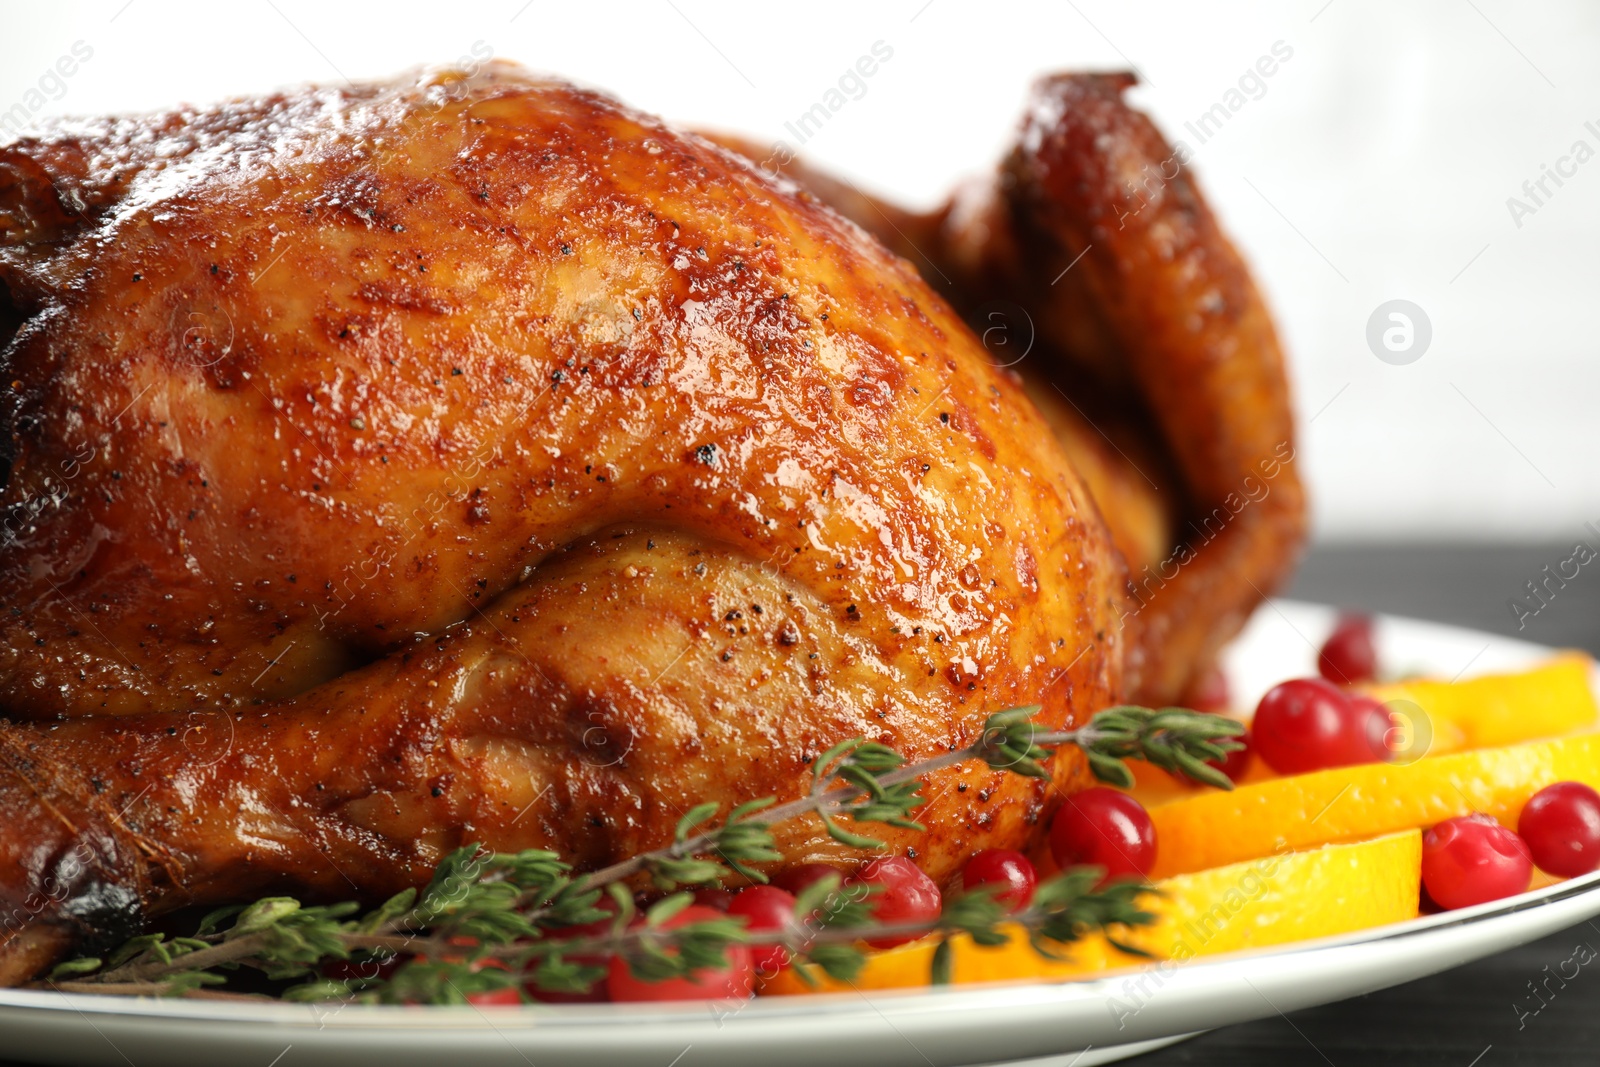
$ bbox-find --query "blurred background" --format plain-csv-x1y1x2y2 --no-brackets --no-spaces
4,1,1599,607
4,0,1597,546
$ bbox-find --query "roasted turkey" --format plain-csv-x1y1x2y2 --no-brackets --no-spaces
0,62,1303,982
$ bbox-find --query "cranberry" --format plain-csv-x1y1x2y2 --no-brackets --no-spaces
961,849,1037,910
772,863,846,896
528,900,616,1003
1518,782,1600,877
466,985,523,1006
852,856,942,949
1252,677,1384,775
692,887,735,912
1206,725,1253,784
1421,814,1533,910
1184,664,1232,712
727,885,798,974
414,938,523,1006
607,905,754,1002
1049,787,1157,883
1349,693,1397,759
1318,614,1378,685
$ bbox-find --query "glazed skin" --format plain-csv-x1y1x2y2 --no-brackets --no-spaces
0,64,1127,978
0,64,1301,980
712,72,1306,705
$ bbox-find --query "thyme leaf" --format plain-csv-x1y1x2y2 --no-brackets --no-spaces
43,703,1239,1002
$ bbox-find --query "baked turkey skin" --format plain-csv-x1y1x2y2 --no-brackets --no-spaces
0,63,1143,980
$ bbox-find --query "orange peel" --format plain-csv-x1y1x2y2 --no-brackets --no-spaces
1149,732,1600,878
1365,652,1597,757
762,830,1421,994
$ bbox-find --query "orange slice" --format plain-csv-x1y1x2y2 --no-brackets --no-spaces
1149,733,1600,878
762,830,1421,994
1129,656,1597,806
1365,653,1597,757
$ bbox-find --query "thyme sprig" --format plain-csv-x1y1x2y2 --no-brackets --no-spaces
41,704,1239,1002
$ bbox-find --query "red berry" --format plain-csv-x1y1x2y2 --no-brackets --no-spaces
1253,677,1383,775
692,887,735,912
1185,664,1232,712
528,901,616,1003
1318,614,1378,685
1421,814,1533,910
1349,693,1398,760
413,938,524,1006
1049,787,1157,883
961,849,1037,910
852,856,942,949
1518,782,1600,877
607,905,754,1002
772,862,846,896
727,885,798,975
1206,725,1253,784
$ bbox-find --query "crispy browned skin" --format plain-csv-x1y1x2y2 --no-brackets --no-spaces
700,132,1179,579
0,65,1127,977
983,74,1306,703
712,74,1306,704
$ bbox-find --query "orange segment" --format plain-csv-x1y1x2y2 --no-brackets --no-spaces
1149,733,1600,878
1365,653,1597,756
1132,656,1596,805
762,830,1421,994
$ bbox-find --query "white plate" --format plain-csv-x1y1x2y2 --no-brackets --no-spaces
2,601,1595,1067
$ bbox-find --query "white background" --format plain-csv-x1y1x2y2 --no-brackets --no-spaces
3,0,1597,544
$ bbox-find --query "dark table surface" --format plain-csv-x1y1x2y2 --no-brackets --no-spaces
1131,544,1600,1067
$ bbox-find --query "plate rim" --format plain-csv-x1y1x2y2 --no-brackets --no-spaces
6,865,1599,1028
